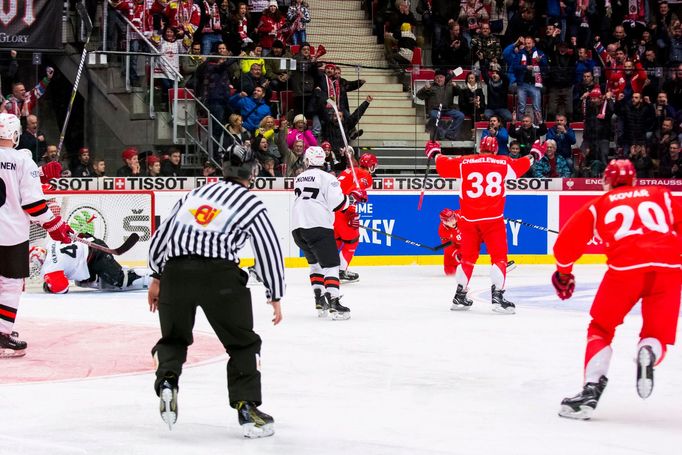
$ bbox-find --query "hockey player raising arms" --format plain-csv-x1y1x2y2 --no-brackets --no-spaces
292,146,365,320
425,136,542,313
553,160,682,420
0,113,73,357
334,151,378,283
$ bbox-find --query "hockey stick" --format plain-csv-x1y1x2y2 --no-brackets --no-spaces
505,218,559,234
417,103,442,211
57,2,94,157
327,98,360,188
70,233,140,255
362,226,451,251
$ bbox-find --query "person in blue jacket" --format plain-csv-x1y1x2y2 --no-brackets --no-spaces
229,86,272,133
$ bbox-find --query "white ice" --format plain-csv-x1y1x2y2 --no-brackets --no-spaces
2,264,682,455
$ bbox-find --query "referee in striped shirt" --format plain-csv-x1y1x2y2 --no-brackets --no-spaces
147,145,285,437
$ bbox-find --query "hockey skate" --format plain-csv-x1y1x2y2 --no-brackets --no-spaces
158,379,178,430
339,269,359,283
506,260,517,273
451,285,473,310
0,331,27,358
559,376,608,420
491,285,515,314
314,288,329,318
236,401,275,438
327,293,351,320
636,345,656,399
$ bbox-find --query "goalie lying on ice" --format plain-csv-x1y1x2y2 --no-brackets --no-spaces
30,235,150,293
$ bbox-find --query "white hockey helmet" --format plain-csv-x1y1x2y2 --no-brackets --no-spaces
0,113,21,147
304,146,326,168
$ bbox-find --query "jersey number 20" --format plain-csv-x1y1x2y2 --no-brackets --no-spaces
604,200,670,240
466,172,503,198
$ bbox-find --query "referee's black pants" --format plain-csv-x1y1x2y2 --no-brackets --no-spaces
152,256,263,407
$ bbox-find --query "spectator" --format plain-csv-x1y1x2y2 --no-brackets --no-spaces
659,140,682,178
458,72,486,121
615,92,656,152
546,115,577,166
254,115,287,162
160,147,185,176
546,42,576,121
0,49,18,97
416,70,465,141
439,21,471,67
322,96,372,170
239,43,267,75
17,114,46,163
257,1,286,51
512,37,548,121
508,115,547,156
470,21,501,65
286,0,311,45
116,147,141,176
668,21,682,64
628,143,654,178
640,49,661,100
92,158,107,177
252,134,279,166
110,0,152,86
202,160,220,176
334,66,366,119
199,0,224,54
180,41,205,89
573,70,598,120
222,113,251,156
574,47,596,87
289,42,322,126
387,23,417,90
508,140,533,177
282,138,306,176
384,1,418,59
651,117,677,164
286,114,317,149
150,0,200,48
653,92,676,128
229,86,272,132
458,0,488,44
320,140,338,173
609,59,648,103
4,68,53,120
239,62,270,98
481,61,511,122
504,7,537,47
481,115,509,155
662,63,682,111
231,2,253,53
71,148,94,177
154,26,187,106
248,0,269,30
533,139,571,178
264,40,291,91
40,144,59,166
146,155,162,176
258,155,282,177
581,88,615,167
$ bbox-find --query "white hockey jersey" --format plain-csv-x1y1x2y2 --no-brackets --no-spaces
40,240,91,282
0,147,52,246
291,168,347,230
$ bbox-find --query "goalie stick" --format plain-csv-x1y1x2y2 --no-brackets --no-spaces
362,226,451,251
71,233,140,255
505,218,559,234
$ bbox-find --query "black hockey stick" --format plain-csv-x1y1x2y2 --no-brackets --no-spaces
57,2,94,156
327,98,361,188
71,233,140,255
505,218,559,234
362,226,451,251
418,103,442,211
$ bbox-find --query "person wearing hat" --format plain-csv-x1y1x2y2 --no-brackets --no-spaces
581,87,614,167
257,1,286,51
289,42,322,121
481,60,512,122
202,160,219,177
416,70,465,140
71,147,94,177
116,147,141,177
146,155,162,177
286,114,317,150
264,39,291,91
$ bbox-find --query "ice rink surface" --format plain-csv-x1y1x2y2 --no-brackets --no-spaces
2,264,682,455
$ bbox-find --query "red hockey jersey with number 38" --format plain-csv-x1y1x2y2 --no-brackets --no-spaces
435,154,532,222
554,186,682,273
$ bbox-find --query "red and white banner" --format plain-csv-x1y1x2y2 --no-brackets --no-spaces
0,0,63,49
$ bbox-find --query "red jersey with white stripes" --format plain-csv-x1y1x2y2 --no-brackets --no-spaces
434,154,532,222
337,168,373,194
554,186,682,273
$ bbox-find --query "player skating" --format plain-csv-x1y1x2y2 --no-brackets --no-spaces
426,136,541,313
552,159,682,420
30,236,150,294
0,113,74,358
291,146,364,320
334,150,377,283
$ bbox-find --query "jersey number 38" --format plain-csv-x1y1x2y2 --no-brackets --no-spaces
465,172,503,198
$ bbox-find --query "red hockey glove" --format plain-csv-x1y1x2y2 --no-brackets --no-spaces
348,214,360,229
39,161,62,184
552,271,575,300
42,216,74,244
425,140,441,160
349,188,368,203
530,140,547,162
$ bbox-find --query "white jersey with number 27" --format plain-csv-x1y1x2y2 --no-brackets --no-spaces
292,168,347,230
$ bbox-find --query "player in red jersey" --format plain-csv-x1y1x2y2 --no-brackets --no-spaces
334,151,376,282
438,208,463,276
426,135,542,313
552,159,682,420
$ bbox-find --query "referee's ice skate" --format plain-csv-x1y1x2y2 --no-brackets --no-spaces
158,379,178,430
236,401,274,438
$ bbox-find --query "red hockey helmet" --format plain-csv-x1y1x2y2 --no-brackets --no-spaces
44,271,69,294
359,153,378,172
603,159,636,188
480,136,499,154
440,208,460,224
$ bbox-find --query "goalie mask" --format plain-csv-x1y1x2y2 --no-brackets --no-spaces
0,113,22,147
304,146,326,168
222,145,258,181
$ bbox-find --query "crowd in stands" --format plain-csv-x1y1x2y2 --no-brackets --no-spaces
375,0,682,178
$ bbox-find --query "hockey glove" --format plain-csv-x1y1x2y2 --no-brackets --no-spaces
425,140,441,160
552,271,575,300
43,216,75,244
349,188,368,203
530,140,547,162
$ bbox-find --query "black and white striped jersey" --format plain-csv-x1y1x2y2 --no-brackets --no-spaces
149,180,285,300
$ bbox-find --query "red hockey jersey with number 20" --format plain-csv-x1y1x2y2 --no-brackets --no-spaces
554,186,682,273
435,154,532,222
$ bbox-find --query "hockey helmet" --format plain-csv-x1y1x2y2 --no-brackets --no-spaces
359,153,378,173
603,159,636,188
222,144,258,181
440,208,460,224
0,113,22,147
44,271,69,294
480,136,499,154
304,146,327,168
